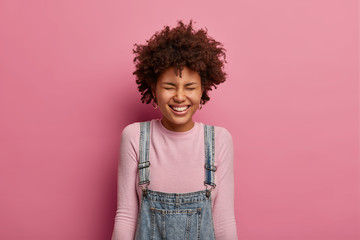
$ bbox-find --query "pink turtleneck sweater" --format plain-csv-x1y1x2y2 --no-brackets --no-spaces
111,119,237,239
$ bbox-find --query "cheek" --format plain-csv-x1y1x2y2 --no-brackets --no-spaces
190,91,202,103
156,92,171,104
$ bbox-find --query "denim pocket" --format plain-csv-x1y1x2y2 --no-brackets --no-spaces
150,207,202,240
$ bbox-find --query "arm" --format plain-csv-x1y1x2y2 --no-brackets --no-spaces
213,127,238,239
111,123,139,240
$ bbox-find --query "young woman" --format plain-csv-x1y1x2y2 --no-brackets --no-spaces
111,20,237,239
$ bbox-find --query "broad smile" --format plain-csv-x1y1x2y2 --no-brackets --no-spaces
169,105,191,115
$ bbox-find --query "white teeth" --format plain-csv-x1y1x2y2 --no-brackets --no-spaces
172,106,189,112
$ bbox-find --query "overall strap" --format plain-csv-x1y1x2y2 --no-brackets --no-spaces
204,124,216,188
138,121,151,186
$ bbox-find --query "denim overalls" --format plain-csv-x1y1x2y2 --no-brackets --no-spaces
134,121,217,240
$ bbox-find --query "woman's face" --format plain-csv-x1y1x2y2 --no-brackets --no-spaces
153,66,203,132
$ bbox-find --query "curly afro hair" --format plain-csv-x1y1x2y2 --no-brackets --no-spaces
133,20,227,105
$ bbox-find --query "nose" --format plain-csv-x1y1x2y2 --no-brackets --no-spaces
173,88,186,102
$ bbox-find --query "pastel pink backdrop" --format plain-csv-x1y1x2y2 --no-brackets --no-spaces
0,0,358,239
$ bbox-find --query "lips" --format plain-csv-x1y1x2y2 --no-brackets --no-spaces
170,105,191,112
169,105,191,114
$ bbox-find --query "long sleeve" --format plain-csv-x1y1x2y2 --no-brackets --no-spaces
213,127,238,239
111,123,140,240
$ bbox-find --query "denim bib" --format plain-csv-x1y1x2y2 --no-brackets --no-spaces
134,121,216,240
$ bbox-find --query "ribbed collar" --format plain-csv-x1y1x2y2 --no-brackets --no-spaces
153,119,199,138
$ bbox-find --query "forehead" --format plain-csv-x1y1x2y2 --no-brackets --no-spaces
157,67,201,84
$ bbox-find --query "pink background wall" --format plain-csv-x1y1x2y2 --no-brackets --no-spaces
0,0,359,239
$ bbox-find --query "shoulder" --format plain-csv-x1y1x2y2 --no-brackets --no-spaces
209,125,234,166
121,120,156,139
202,124,233,145
201,123,233,148
214,125,233,142
214,125,233,151
121,122,140,138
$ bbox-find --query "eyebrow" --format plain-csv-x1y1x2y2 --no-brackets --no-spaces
162,82,198,86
